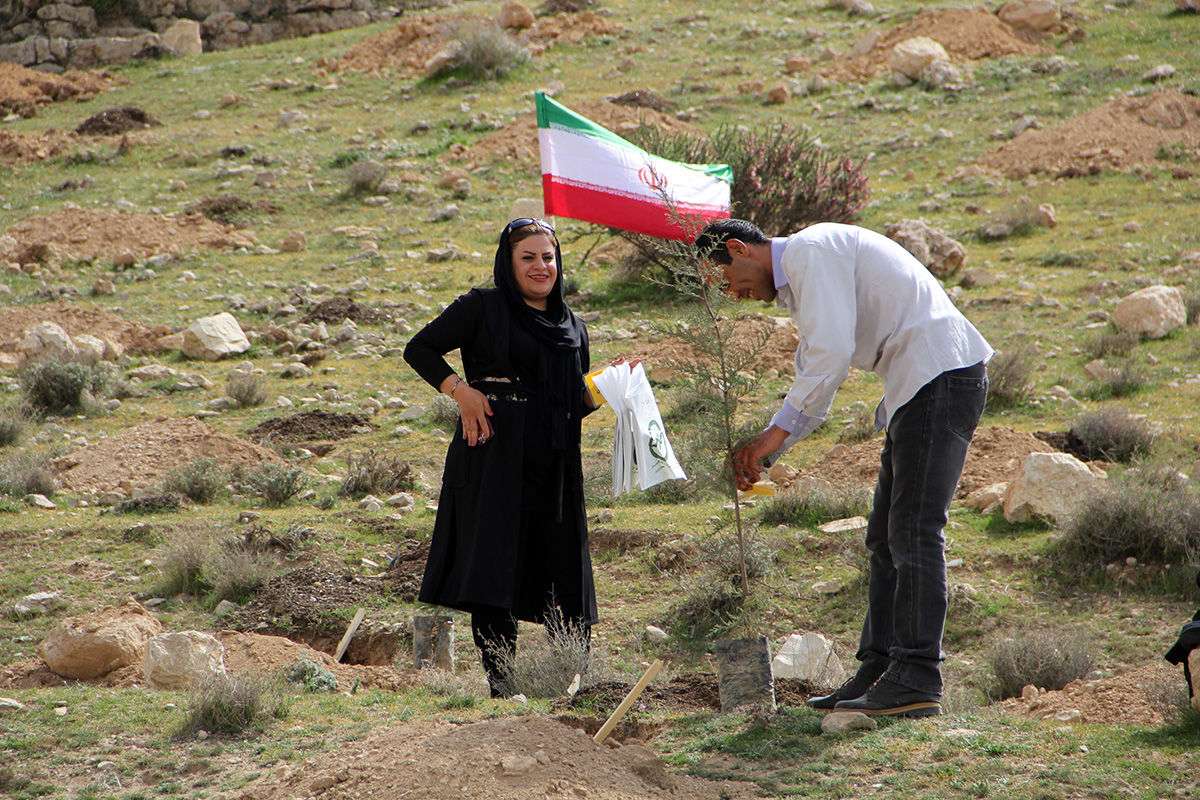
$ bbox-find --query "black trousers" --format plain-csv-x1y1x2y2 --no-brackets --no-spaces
856,363,988,695
471,606,592,698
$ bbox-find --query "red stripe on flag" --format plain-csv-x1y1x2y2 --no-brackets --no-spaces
542,176,729,241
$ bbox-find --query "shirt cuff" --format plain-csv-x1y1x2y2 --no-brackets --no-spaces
768,402,823,463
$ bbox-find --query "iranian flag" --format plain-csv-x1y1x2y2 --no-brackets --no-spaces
536,92,732,241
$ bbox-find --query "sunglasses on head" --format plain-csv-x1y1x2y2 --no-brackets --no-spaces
505,217,556,234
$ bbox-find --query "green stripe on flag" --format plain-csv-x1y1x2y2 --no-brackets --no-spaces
536,92,732,184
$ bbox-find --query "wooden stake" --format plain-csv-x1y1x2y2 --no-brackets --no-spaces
593,659,663,744
335,607,366,663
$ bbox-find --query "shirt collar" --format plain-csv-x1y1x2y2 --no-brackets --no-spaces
770,237,789,303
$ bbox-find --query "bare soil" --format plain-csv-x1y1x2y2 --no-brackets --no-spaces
443,99,699,170
52,417,284,495
820,7,1045,84
997,661,1183,728
0,301,167,357
301,297,391,325
0,128,157,169
973,89,1200,178
74,106,161,136
245,409,376,446
0,62,117,119
790,425,1059,498
0,208,258,268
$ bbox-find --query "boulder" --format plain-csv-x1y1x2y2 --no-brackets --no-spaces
1179,0,1200,12
1002,452,1105,524
888,37,949,80
14,591,68,619
143,631,227,690
998,0,1061,32
883,219,967,279
821,711,878,735
182,312,251,360
19,321,78,364
771,632,846,686
498,1,535,29
965,483,1007,514
920,59,964,88
162,19,203,56
1111,285,1186,339
37,596,162,679
72,333,107,366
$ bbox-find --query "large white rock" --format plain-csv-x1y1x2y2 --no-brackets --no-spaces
20,321,78,364
889,37,950,80
14,591,68,618
182,312,251,360
162,19,203,56
144,631,227,690
998,0,1061,31
1003,452,1105,524
72,333,107,366
884,218,967,279
37,596,162,679
771,632,847,686
1111,285,1186,339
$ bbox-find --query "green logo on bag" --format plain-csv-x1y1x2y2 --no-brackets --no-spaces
647,420,669,464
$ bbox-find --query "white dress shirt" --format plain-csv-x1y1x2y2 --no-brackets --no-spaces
767,223,993,455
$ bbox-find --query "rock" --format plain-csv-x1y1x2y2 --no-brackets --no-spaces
998,0,1061,32
25,493,56,509
143,631,227,690
359,495,383,512
785,55,811,74
0,697,27,711
346,159,388,192
14,591,68,618
424,44,460,77
960,267,998,288
162,19,203,56
883,219,967,279
498,1,535,29
386,492,414,508
1036,203,1058,228
1111,285,1186,339
1178,0,1200,11
182,313,251,360
965,483,1007,514
767,462,798,484
771,632,846,686
280,230,307,252
213,599,239,617
888,37,950,81
282,362,313,379
499,754,539,776
72,333,107,365
766,84,790,104
92,278,115,296
818,516,868,535
20,321,77,364
1002,452,1105,525
1190,650,1200,710
37,596,162,679
646,625,669,643
920,59,963,88
1053,708,1084,723
1142,64,1176,83
821,711,878,735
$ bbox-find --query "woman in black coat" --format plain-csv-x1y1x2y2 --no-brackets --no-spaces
403,218,597,697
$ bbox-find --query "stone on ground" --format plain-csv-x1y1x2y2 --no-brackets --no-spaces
182,312,251,360
1003,452,1105,524
144,631,228,689
771,632,847,686
38,596,162,679
1111,285,1186,339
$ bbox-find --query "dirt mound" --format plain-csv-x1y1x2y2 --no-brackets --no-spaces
627,315,800,383
791,425,1054,498
52,417,284,495
215,630,411,691
246,409,376,445
185,193,281,226
302,297,390,325
0,62,116,118
0,208,257,269
74,106,161,135
821,7,1045,83
319,11,621,76
0,129,78,167
996,661,1181,728
445,98,698,169
237,714,744,800
973,89,1200,178
609,89,677,112
0,301,166,357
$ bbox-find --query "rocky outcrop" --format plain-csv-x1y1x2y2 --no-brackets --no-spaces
0,0,390,72
37,596,162,679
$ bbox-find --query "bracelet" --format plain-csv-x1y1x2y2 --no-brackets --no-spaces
449,377,464,398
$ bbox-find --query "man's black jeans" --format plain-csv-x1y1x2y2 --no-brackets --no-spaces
856,362,988,696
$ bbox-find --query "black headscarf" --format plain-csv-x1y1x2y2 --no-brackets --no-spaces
492,219,586,450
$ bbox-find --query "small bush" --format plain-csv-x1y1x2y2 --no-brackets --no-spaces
0,450,56,498
758,483,872,528
203,543,277,604
492,610,600,699
235,463,310,507
1068,407,1157,462
985,342,1037,409
975,197,1043,240
1056,464,1200,566
158,528,214,596
666,534,777,643
837,401,878,444
437,20,529,81
1185,290,1200,325
339,450,414,498
181,673,287,737
283,659,338,693
113,492,185,514
428,394,461,428
1084,359,1148,400
161,458,227,504
0,406,28,447
226,372,269,408
988,627,1094,699
1087,327,1139,359
21,360,107,414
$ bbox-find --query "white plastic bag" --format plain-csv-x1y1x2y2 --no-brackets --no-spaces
586,363,685,496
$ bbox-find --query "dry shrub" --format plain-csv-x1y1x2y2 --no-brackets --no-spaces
667,535,777,643
1056,464,1200,566
1087,326,1139,359
158,527,214,596
161,458,228,504
1068,406,1157,462
1145,668,1200,728
985,342,1037,408
227,372,269,408
203,543,277,604
0,406,28,447
113,492,185,514
428,394,461,428
1084,359,1149,400
758,483,871,528
837,401,878,444
436,20,529,81
21,359,107,414
988,627,1094,699
234,463,310,507
181,673,288,737
283,659,338,693
975,197,1043,240
539,0,596,12
339,450,414,498
0,450,56,498
492,610,605,699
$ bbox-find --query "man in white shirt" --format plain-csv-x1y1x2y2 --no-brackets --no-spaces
695,219,992,717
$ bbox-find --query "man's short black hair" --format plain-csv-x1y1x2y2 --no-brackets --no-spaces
693,219,769,265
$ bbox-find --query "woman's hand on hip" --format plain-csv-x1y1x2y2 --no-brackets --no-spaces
456,385,494,446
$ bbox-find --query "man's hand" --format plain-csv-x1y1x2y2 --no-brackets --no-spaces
731,426,790,491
